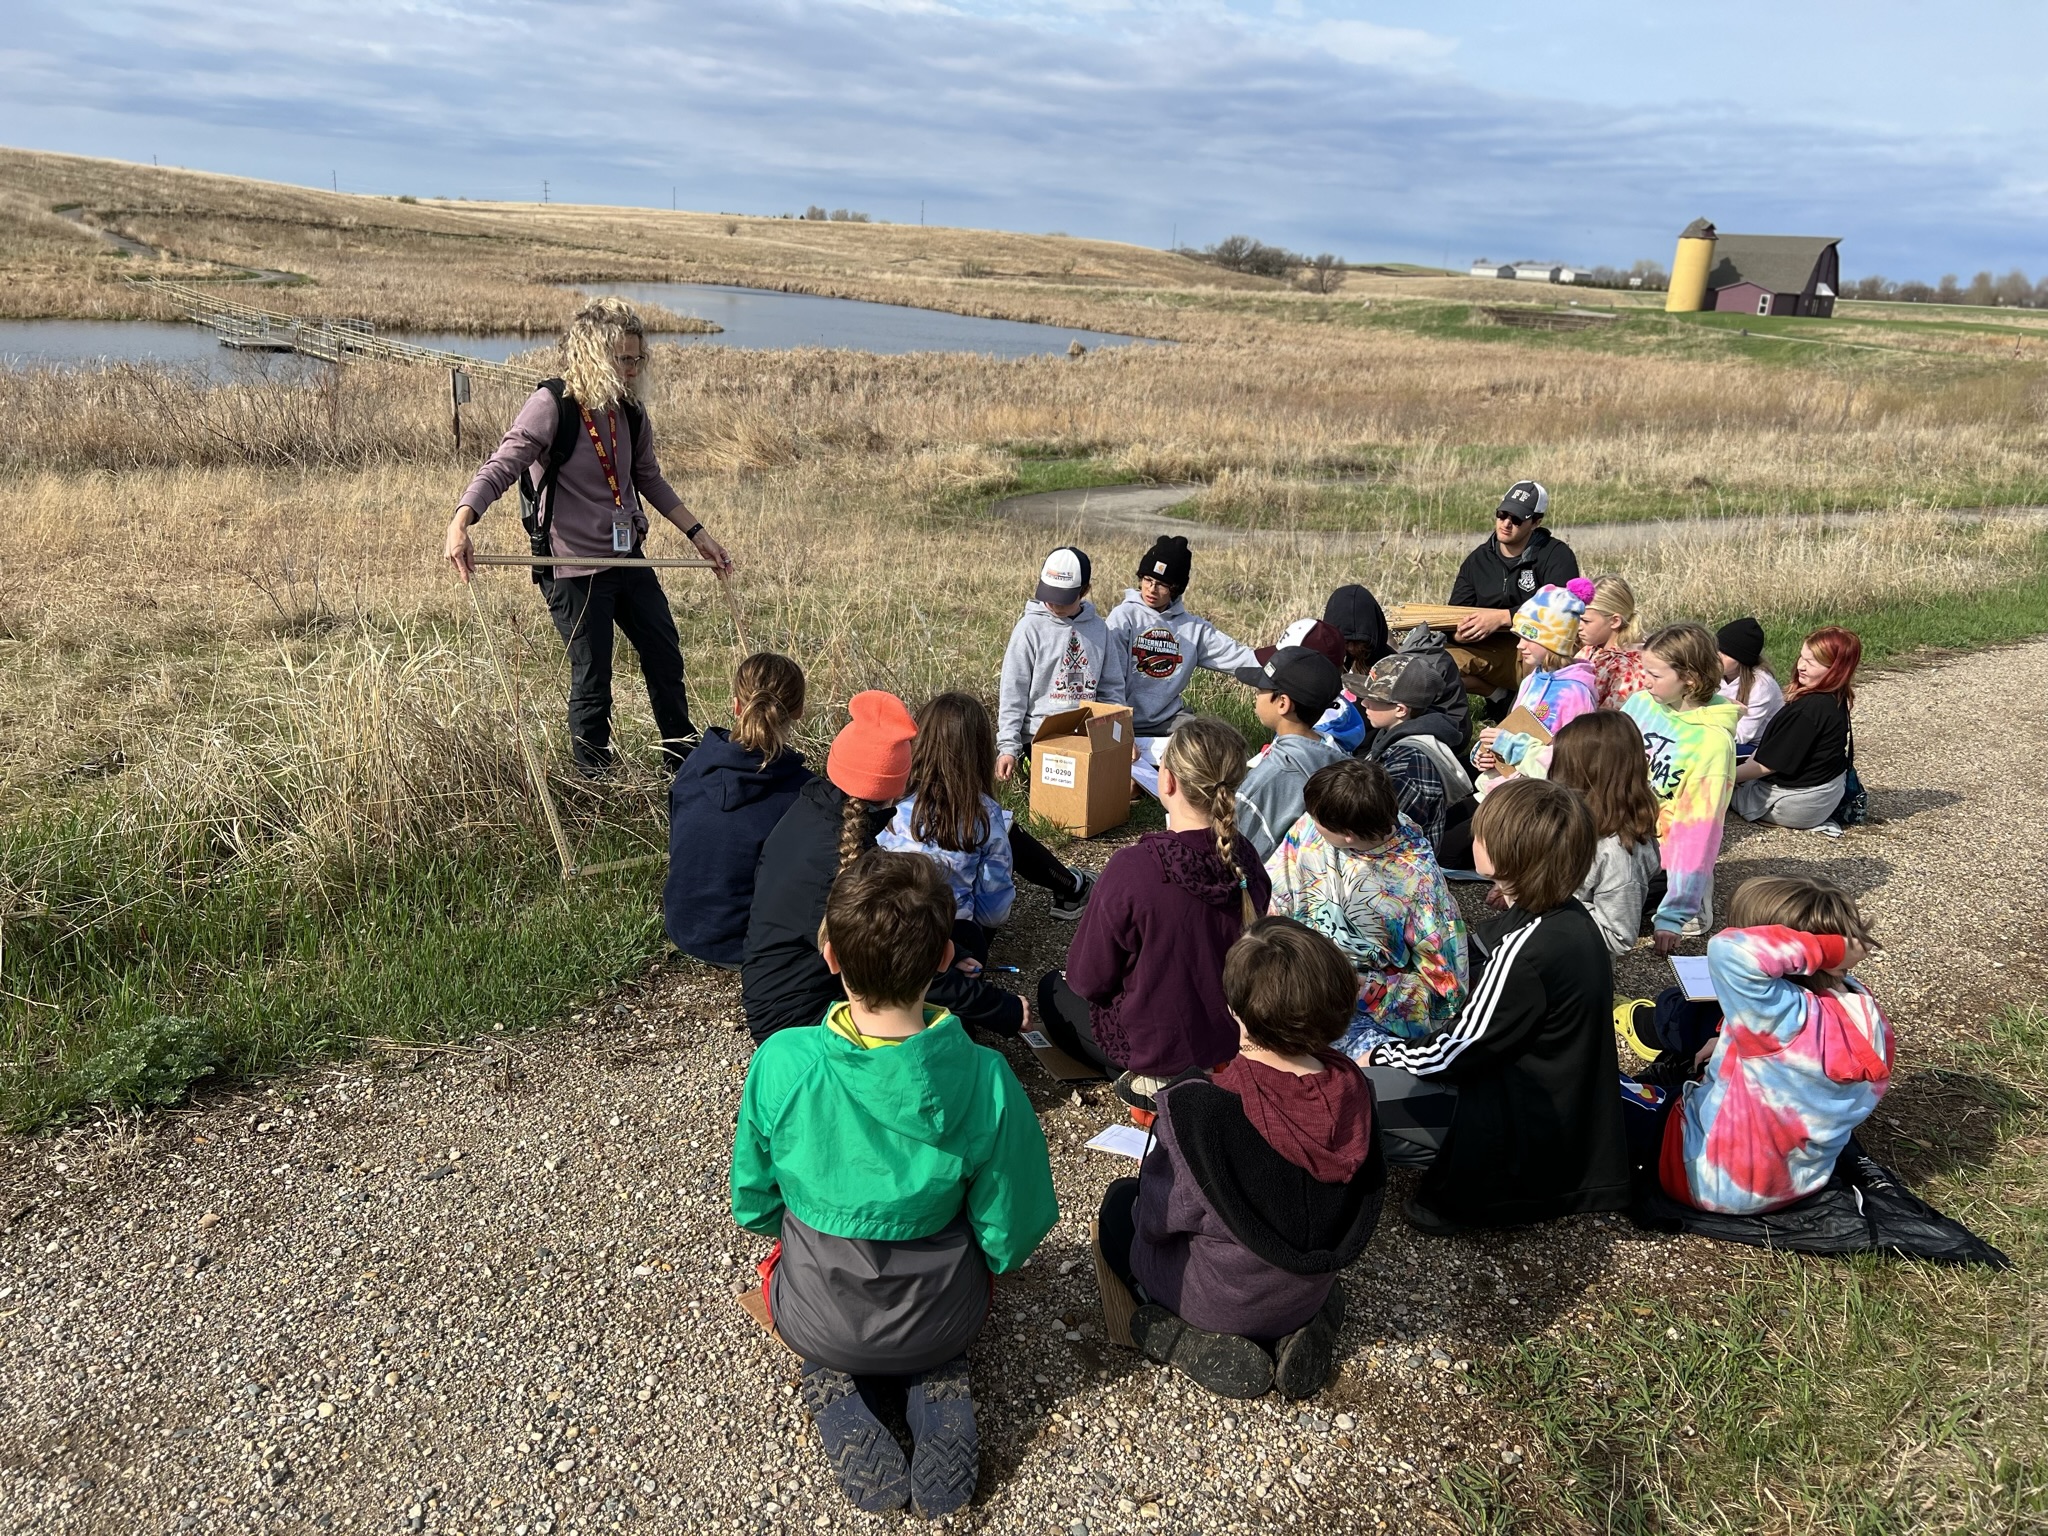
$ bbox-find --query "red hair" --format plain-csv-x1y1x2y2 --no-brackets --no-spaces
1790,627,1861,710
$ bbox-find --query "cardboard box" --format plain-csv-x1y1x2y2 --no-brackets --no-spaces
1030,703,1136,837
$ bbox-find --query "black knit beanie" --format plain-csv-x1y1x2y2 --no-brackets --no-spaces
1137,535,1192,593
1717,617,1766,669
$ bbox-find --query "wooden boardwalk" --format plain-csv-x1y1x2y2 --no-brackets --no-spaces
132,278,537,384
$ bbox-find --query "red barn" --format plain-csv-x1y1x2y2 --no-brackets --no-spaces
1707,235,1842,317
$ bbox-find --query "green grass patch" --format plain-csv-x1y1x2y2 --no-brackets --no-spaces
928,450,1147,524
0,801,669,1131
1761,543,2048,671
1446,1007,2047,1533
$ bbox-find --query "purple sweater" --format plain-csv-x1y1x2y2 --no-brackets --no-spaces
459,387,686,579
1063,829,1271,1078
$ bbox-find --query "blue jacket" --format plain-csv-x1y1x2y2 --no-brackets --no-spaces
664,729,815,968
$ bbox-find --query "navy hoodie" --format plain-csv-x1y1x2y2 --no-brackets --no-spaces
664,728,815,968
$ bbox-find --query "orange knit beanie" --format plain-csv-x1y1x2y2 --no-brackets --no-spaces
826,690,917,803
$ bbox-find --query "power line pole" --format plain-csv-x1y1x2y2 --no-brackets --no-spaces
920,200,925,226
331,170,337,193
542,180,549,204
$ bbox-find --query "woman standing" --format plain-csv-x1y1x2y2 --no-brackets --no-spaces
445,297,733,774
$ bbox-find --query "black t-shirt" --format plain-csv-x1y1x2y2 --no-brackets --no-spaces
1755,691,1852,789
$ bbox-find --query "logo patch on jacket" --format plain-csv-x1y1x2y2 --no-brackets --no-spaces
1130,624,1185,680
1517,569,1537,594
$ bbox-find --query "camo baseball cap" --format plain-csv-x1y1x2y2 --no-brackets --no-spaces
1360,650,1448,710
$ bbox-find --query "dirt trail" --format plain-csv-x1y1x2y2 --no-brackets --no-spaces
2,643,2042,1536
990,481,2048,549
56,208,300,285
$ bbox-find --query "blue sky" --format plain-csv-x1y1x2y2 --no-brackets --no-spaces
4,0,2042,277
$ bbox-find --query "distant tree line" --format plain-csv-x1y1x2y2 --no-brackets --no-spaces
802,205,873,223
1847,269,2047,308
1180,235,1347,292
1576,260,1669,291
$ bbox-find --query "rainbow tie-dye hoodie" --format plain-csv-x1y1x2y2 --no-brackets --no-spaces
1482,659,1599,777
1621,692,1738,933
1662,926,1893,1214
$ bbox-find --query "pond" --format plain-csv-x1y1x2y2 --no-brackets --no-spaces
0,287,1151,378
570,283,1152,358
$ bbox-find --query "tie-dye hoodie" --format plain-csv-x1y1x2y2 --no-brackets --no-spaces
1662,925,1892,1214
1264,814,1468,1060
1622,692,1738,933
1483,659,1599,778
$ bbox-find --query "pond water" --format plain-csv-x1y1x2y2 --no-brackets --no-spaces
0,285,1150,378
571,282,1151,358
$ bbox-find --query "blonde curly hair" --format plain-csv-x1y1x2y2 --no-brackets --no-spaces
560,296,647,412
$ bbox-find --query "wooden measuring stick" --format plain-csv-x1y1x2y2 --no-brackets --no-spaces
472,553,718,570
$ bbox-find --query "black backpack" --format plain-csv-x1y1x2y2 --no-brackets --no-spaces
516,379,647,584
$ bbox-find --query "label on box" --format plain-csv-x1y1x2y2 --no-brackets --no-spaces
1111,720,1123,742
1039,753,1077,789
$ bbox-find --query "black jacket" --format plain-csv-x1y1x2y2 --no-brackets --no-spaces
663,729,814,969
1371,900,1629,1227
740,777,1024,1044
1447,526,1580,613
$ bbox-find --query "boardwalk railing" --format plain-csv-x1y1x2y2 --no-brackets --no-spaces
132,278,540,385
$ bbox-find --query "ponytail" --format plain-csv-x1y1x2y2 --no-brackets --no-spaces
839,793,875,871
1210,782,1256,924
1160,715,1257,923
731,652,806,763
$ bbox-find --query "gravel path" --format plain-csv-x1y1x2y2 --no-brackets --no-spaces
5,641,2043,1536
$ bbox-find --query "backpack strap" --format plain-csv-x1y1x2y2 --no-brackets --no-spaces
516,378,579,585
1398,735,1476,807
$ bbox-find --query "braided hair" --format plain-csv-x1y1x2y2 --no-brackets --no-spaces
839,792,877,871
1161,716,1256,924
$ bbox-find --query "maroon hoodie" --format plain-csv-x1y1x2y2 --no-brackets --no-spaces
1063,829,1272,1078
1211,1052,1374,1182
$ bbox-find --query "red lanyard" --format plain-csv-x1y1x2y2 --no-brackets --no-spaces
580,408,624,509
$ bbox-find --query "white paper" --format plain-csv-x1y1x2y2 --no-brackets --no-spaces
1085,1124,1152,1159
1130,735,1172,797
1669,955,1718,1001
1039,753,1077,789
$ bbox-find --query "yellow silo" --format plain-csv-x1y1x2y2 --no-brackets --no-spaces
1666,218,1717,312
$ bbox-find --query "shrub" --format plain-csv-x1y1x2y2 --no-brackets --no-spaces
71,1014,222,1112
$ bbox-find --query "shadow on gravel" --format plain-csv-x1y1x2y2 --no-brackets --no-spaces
1716,851,1894,903
1866,785,1965,825
1856,1066,2023,1185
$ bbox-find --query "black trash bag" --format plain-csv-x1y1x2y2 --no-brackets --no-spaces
1629,1136,2009,1269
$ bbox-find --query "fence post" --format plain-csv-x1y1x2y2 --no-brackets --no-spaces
450,367,471,452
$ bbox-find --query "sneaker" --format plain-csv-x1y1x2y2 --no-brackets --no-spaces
1050,869,1095,921
1401,1195,1469,1240
797,1362,910,1513
1130,1304,1274,1398
904,1355,978,1518
1613,999,1658,1060
1273,1283,1346,1400
1111,1071,1158,1116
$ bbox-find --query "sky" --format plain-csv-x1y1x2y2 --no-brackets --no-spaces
3,0,2043,278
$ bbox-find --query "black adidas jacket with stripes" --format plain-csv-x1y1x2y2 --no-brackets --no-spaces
1370,900,1631,1227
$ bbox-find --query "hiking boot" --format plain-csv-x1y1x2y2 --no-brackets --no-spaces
904,1355,978,1518
1401,1195,1469,1239
1273,1284,1346,1400
1130,1304,1274,1399
1613,999,1659,1060
1050,869,1095,921
797,1361,909,1513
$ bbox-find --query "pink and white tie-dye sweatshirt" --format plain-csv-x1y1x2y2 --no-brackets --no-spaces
1661,926,1892,1214
1622,692,1738,933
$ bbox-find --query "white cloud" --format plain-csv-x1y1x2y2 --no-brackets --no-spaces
1313,18,1456,69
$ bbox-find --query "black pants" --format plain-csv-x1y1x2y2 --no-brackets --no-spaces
1097,1178,1142,1295
542,566,693,771
1009,825,1077,896
1035,971,1112,1076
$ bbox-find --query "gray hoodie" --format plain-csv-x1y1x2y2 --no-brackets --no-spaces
1238,733,1350,861
1574,833,1661,957
1104,590,1259,736
997,599,1129,758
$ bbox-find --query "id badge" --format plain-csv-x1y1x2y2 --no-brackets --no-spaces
611,513,632,554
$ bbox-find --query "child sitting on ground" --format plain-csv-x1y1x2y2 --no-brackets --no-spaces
1095,918,1383,1400
880,692,1014,972
1323,584,1391,677
1715,617,1784,756
1105,535,1258,738
1547,712,1662,957
1361,778,1630,1233
1356,646,1476,861
1037,717,1271,1103
665,652,814,969
1257,618,1368,754
993,545,1114,917
743,692,1024,1042
1265,759,1468,1060
1619,875,1891,1214
1475,579,1600,782
1578,575,1649,710
1230,646,1349,860
1731,626,1859,830
1622,623,1740,952
732,850,1057,1517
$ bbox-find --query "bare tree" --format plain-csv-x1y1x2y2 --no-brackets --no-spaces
802,205,828,221
1300,253,1346,294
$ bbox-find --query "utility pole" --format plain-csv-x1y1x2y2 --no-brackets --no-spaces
332,170,337,192
920,200,925,226
543,180,549,204
671,185,676,210
1171,223,1177,253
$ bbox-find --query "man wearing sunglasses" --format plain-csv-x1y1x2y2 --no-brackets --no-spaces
1446,480,1580,643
